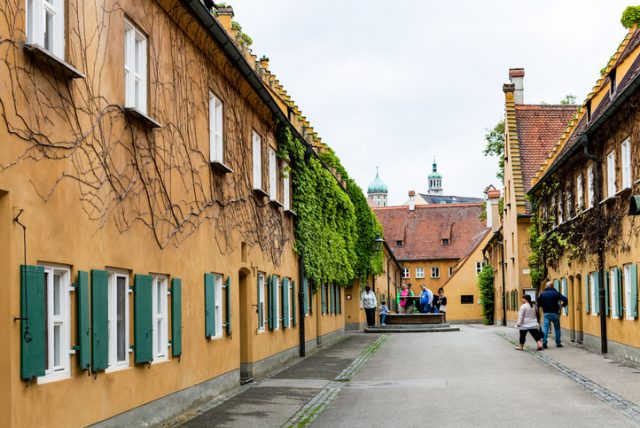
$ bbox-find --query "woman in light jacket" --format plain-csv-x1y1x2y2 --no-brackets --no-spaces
516,294,543,351
361,286,378,328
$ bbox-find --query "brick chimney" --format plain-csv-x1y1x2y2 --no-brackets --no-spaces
483,185,502,231
509,68,525,104
408,190,416,211
216,6,234,33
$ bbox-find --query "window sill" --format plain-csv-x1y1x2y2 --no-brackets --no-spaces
37,370,71,385
599,195,618,205
151,356,170,365
23,43,85,79
124,107,162,129
106,364,131,374
285,209,297,217
253,188,269,199
269,199,284,209
615,187,632,197
210,161,234,174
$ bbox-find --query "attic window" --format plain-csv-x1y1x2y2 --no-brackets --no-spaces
610,68,617,96
396,240,404,247
441,238,449,245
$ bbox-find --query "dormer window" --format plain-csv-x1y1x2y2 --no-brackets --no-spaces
441,238,449,245
396,240,404,247
610,68,617,96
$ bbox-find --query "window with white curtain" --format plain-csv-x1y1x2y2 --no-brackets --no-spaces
152,275,169,361
587,165,594,208
209,93,224,163
607,151,616,198
577,173,584,211
269,147,277,200
622,139,631,189
26,0,65,58
283,162,291,210
252,131,262,190
124,20,148,114
108,271,130,370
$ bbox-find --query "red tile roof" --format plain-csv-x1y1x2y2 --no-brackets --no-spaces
514,105,577,193
373,203,490,261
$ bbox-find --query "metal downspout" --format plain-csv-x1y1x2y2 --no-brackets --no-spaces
298,255,306,357
583,138,608,354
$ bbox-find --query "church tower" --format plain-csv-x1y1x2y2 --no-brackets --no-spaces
427,158,443,195
367,167,388,207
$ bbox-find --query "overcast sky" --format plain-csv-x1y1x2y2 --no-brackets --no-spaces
230,1,631,205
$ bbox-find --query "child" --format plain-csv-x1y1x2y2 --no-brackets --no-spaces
379,300,389,326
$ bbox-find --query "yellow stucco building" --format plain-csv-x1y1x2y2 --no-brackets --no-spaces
529,24,640,362
0,1,359,426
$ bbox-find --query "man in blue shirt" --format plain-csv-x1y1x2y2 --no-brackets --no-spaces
537,281,569,348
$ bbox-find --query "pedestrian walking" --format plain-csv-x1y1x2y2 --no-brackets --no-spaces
515,294,543,351
437,287,448,322
379,300,389,326
361,286,377,328
537,280,568,348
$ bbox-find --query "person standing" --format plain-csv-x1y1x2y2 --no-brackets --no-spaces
361,286,377,328
398,284,409,314
437,287,448,322
419,285,433,313
405,283,416,313
515,294,543,351
537,281,568,348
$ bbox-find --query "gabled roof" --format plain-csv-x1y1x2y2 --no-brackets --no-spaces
514,105,578,194
373,203,489,261
531,26,640,187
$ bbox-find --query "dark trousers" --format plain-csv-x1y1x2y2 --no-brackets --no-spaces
519,328,542,345
365,308,376,327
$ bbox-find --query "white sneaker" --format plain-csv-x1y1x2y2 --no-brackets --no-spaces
381,323,386,326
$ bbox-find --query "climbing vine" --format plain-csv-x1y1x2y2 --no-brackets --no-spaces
477,264,494,325
621,5,640,29
276,126,383,287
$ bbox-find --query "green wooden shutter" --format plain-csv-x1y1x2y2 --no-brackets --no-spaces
604,271,610,316
225,276,232,336
91,269,109,372
292,280,297,327
585,275,590,314
20,265,46,380
204,273,216,338
561,278,568,316
76,271,91,370
282,278,289,328
594,271,601,314
303,278,309,315
631,264,638,318
616,267,623,318
268,275,275,331
171,278,182,357
134,274,153,364
321,283,326,314
337,287,342,314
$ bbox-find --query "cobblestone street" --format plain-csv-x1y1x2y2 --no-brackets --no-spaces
171,327,640,428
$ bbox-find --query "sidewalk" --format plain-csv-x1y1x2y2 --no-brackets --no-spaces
165,333,383,428
494,325,640,413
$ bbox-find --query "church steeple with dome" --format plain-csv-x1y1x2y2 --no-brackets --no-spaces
367,167,388,207
427,158,443,195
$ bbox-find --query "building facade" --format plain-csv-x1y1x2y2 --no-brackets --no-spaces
0,1,356,426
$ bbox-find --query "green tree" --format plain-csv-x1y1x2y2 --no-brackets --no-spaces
483,120,505,181
477,264,495,325
560,94,577,105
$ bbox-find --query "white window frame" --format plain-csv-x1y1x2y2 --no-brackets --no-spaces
621,138,632,190
252,131,262,190
589,272,598,316
284,279,291,325
449,267,454,277
274,276,281,330
152,275,169,362
606,151,616,198
610,269,619,319
587,165,594,208
209,92,224,163
283,163,291,211
624,264,634,320
577,173,584,211
257,272,266,331
107,271,130,371
38,264,71,384
212,273,223,339
269,147,277,200
124,19,148,114
401,268,410,279
431,267,440,279
416,267,425,279
476,262,483,275
26,0,65,59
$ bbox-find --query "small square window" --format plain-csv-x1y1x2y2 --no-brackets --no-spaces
402,268,410,279
441,239,449,245
461,295,474,304
416,267,425,279
396,240,404,247
431,267,440,278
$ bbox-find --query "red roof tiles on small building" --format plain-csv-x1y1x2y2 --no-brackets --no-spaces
514,105,577,193
373,203,489,261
